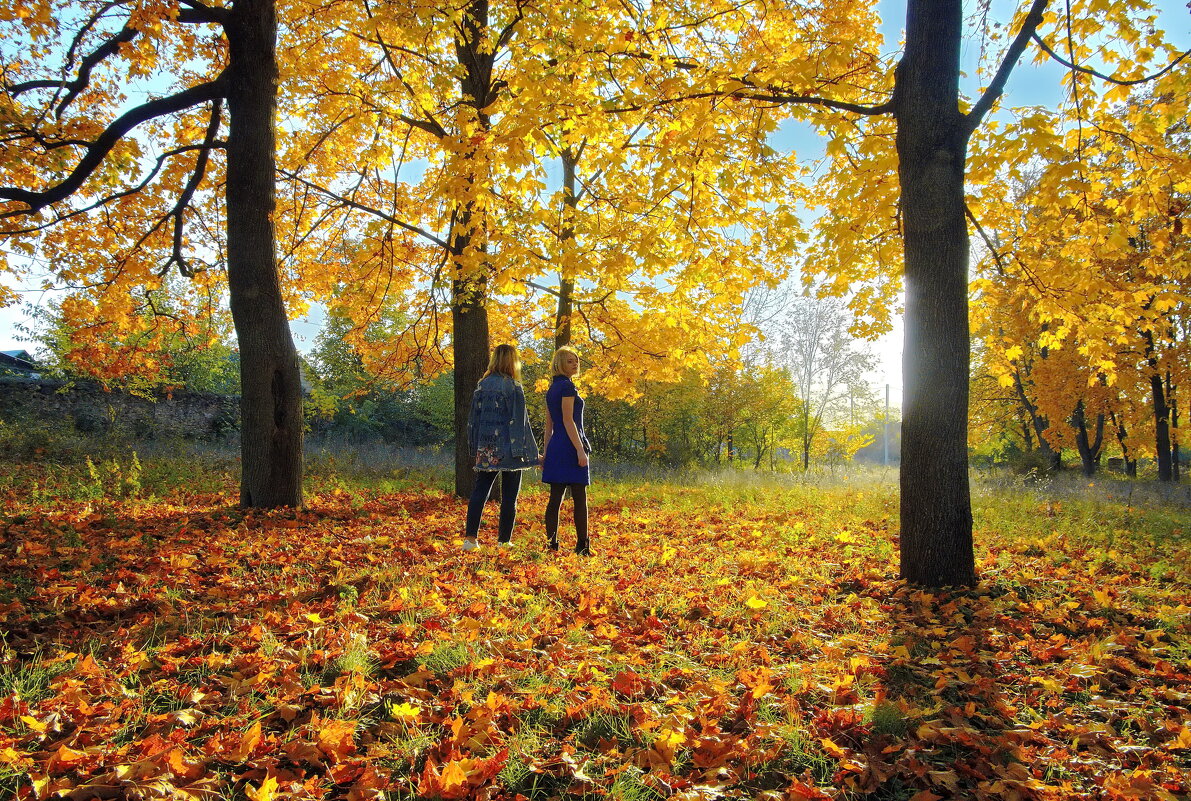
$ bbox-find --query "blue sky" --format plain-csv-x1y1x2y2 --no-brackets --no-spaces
2,0,1188,402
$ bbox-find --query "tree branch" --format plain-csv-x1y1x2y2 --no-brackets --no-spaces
609,89,892,116
966,0,1049,132
276,168,451,249
164,98,223,278
177,0,230,24
1032,33,1191,87
2,142,225,235
8,24,139,118
0,78,227,217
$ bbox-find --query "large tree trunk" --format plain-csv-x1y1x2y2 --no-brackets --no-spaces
225,0,303,508
453,269,490,498
894,0,975,587
451,0,496,499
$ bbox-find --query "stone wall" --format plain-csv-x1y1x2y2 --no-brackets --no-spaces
0,377,238,439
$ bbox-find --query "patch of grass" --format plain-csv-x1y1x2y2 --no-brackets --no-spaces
572,710,637,750
869,700,910,737
605,766,665,801
0,650,76,708
499,725,566,799
418,642,470,677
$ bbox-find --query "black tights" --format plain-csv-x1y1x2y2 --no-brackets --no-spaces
465,470,522,543
545,483,589,554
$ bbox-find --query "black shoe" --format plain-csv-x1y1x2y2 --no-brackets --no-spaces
547,538,559,552
575,544,591,556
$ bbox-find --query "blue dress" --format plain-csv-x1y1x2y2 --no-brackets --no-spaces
542,375,591,485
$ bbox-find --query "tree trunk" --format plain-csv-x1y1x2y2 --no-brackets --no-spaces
225,0,303,508
451,0,496,499
1110,411,1137,477
1168,371,1179,482
1151,372,1173,481
1014,369,1060,472
1144,331,1172,481
894,0,975,587
555,147,578,348
452,234,490,500
1072,399,1104,477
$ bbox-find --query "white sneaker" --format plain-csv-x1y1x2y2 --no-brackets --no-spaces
462,539,480,552
497,541,514,549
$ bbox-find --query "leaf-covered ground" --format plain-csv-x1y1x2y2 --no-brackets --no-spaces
2,468,1189,801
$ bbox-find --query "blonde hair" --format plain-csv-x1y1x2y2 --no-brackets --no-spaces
551,346,580,377
483,343,521,382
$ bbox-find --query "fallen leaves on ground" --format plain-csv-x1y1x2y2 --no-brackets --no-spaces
1,480,1188,800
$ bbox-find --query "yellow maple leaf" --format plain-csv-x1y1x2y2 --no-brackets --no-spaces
245,775,278,801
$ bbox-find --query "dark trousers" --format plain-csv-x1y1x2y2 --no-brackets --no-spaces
465,470,523,543
545,483,589,554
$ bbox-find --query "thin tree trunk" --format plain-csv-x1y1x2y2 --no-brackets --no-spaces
1110,411,1137,476
555,146,578,348
1168,371,1179,481
225,0,303,508
1014,368,1060,471
895,0,975,586
1072,400,1104,477
1144,331,1172,481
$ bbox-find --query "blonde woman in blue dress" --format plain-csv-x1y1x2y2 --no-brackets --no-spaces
541,346,592,555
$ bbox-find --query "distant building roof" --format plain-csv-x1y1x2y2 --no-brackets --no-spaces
0,350,38,372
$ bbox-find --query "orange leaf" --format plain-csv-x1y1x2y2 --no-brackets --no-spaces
317,718,358,762
230,721,262,763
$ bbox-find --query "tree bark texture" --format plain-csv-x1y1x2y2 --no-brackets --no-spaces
894,0,976,587
225,0,304,508
453,270,490,499
451,0,497,499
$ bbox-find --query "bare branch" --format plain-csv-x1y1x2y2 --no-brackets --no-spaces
1032,33,1191,87
163,98,223,278
0,78,227,217
966,0,1049,132
608,88,892,117
276,168,450,249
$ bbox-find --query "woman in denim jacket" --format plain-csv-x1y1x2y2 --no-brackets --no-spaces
463,344,539,550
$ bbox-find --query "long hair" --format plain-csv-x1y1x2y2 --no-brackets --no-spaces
551,346,579,377
483,344,521,382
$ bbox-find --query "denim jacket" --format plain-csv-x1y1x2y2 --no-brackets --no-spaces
466,374,540,471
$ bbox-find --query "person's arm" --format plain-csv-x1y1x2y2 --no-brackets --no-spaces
561,396,588,467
